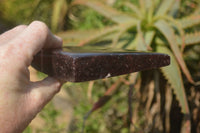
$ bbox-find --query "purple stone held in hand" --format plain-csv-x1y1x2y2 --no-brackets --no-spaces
32,47,170,82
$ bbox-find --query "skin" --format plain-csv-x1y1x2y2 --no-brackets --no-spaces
0,21,63,133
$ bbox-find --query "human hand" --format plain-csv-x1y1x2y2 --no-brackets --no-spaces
0,21,63,133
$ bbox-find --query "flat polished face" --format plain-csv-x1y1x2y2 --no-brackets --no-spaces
32,46,170,82
61,46,139,53
53,46,158,57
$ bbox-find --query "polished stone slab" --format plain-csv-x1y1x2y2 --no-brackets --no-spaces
31,47,170,82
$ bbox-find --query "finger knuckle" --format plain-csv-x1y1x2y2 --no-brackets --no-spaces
31,21,48,33
30,21,49,40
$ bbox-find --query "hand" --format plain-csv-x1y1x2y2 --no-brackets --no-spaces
0,21,63,133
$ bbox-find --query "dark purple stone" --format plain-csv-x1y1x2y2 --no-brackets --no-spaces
31,47,170,82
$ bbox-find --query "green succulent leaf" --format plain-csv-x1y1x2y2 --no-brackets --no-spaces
139,0,145,14
136,21,146,50
177,31,200,46
72,0,137,24
154,20,194,84
169,0,180,16
178,15,200,29
136,33,147,51
125,33,139,50
155,0,175,16
60,25,120,46
58,30,96,45
145,30,155,47
162,16,186,51
157,46,189,114
123,2,141,17
135,31,154,51
51,0,68,32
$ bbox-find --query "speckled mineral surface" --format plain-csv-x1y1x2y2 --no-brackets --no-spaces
32,47,170,82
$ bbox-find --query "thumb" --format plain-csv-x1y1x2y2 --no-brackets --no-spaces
28,77,62,112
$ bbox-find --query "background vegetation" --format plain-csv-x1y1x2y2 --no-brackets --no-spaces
0,0,199,133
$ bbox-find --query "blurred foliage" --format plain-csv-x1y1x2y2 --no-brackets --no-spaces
0,0,54,25
23,102,66,133
65,77,131,133
60,0,200,132
0,0,200,133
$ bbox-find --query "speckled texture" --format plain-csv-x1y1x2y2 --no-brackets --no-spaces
32,47,170,82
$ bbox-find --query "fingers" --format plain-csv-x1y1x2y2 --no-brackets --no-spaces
0,25,27,45
28,77,62,112
12,21,62,65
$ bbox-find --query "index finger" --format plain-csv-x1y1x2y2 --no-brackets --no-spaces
13,21,62,62
0,25,27,46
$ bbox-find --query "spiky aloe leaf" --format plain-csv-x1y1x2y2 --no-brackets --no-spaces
178,15,200,29
176,31,200,46
145,31,155,47
157,45,190,114
136,34,147,51
123,2,141,17
162,16,186,51
136,21,147,51
112,23,137,47
78,25,120,46
58,25,120,46
58,30,99,45
154,20,194,84
72,0,137,24
155,0,175,16
136,32,154,51
125,33,139,49
126,30,155,50
169,0,180,16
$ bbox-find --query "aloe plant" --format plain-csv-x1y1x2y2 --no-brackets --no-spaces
59,0,200,132
1,0,199,132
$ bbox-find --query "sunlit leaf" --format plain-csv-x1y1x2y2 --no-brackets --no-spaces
58,25,120,46
157,46,190,114
162,16,186,51
51,0,68,32
122,1,141,18
176,31,200,46
112,23,137,47
139,0,145,14
178,15,200,29
154,20,194,84
144,30,155,48
72,0,137,24
144,0,153,10
126,28,154,50
169,0,180,16
155,0,175,16
77,25,120,46
136,21,148,51
136,34,146,51
58,30,95,45
124,33,137,50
